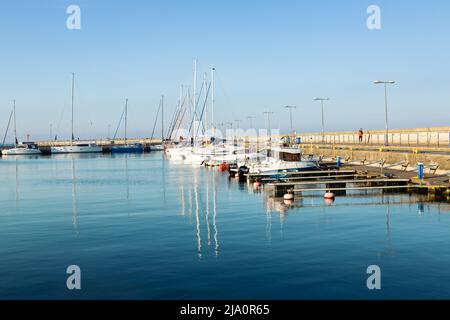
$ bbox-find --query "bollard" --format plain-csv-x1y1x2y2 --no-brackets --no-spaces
337,156,342,168
417,162,424,180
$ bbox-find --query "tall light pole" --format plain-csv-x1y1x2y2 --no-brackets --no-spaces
284,105,296,134
374,80,396,146
313,97,329,142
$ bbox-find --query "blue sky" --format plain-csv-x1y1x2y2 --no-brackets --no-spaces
0,0,449,141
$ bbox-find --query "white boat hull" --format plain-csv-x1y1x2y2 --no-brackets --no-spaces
249,161,318,174
2,148,41,156
51,146,103,154
151,145,164,151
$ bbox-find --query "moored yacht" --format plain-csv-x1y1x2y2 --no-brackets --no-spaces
248,147,318,174
51,143,103,154
51,73,103,155
2,142,41,156
110,99,144,154
1,101,41,156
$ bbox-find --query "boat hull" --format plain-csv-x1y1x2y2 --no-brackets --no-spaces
250,161,318,175
150,145,164,151
111,145,144,153
51,146,103,154
2,148,41,156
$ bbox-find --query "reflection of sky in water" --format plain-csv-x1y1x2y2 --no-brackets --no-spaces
0,153,449,299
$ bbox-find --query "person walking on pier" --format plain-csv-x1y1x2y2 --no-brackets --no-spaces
358,129,364,143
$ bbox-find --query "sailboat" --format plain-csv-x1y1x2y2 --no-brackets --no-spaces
51,73,102,154
111,99,144,153
2,100,41,156
149,95,165,152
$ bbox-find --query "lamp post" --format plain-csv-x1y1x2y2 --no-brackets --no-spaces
313,98,329,142
373,80,396,146
284,105,296,134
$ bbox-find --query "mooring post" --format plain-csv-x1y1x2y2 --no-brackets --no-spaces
418,162,424,181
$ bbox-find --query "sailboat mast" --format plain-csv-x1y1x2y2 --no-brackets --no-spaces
211,68,215,135
161,95,164,143
203,72,208,132
193,59,197,139
71,72,75,144
124,98,128,145
13,100,17,146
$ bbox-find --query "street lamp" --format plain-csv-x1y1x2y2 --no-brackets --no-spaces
373,80,396,146
284,106,296,134
313,97,329,142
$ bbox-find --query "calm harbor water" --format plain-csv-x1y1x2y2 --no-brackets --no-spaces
0,153,449,300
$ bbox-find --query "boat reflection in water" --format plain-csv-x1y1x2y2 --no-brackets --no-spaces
71,157,79,236
176,167,220,258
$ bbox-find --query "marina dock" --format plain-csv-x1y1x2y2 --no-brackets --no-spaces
250,163,449,200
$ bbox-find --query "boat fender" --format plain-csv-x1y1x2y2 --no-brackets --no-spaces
324,192,335,199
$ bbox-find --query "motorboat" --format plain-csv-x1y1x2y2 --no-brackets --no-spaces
51,143,103,154
248,147,318,174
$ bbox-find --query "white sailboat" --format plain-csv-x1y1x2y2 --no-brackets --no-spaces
51,73,102,154
2,100,41,156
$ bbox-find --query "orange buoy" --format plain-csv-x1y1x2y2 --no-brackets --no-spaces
219,163,228,172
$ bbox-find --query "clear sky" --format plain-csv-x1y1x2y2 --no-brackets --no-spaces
0,0,449,141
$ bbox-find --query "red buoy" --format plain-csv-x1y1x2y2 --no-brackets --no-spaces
219,163,228,172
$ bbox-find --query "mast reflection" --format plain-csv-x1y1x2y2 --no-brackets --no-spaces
71,156,79,236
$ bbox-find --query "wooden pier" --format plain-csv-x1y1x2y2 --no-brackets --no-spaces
247,164,450,200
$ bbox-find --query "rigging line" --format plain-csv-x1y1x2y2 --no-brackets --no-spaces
112,106,126,140
166,96,183,141
194,83,211,140
188,82,205,135
167,104,181,141
2,109,13,145
171,93,189,140
169,92,189,140
150,98,162,141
